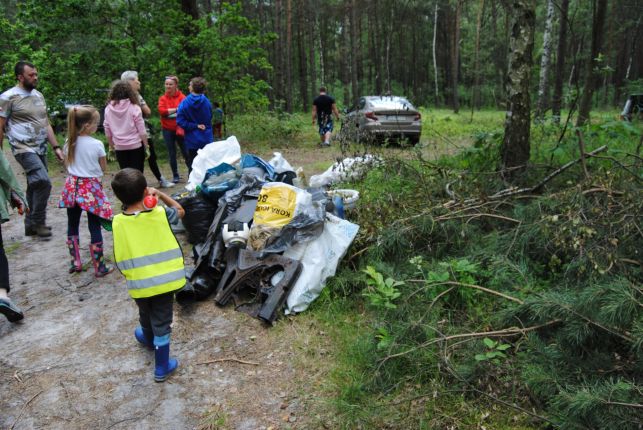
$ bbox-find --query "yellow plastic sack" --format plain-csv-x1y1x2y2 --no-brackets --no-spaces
253,183,298,228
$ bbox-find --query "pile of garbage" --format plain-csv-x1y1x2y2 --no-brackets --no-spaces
172,136,370,325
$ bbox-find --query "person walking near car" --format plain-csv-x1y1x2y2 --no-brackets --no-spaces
177,77,213,172
312,86,340,147
121,71,174,188
0,149,28,322
58,105,113,278
158,75,187,183
104,80,149,173
0,61,64,238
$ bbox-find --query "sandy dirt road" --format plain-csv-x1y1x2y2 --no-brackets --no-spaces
0,147,335,430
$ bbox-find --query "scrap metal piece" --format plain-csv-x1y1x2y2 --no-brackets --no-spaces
214,248,302,324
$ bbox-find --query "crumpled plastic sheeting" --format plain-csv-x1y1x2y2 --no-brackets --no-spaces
284,213,359,314
252,207,325,255
218,174,264,217
309,154,382,188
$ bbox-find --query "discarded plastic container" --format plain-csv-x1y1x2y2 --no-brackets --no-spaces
327,189,359,210
332,195,345,219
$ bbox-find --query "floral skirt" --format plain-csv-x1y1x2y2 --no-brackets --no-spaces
58,176,113,220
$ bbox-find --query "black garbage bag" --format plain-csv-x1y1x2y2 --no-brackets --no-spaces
274,170,297,185
176,268,219,303
177,193,218,244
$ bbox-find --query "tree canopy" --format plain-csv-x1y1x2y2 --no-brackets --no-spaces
1,0,640,116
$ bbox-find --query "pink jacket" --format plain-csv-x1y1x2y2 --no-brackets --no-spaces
103,100,146,150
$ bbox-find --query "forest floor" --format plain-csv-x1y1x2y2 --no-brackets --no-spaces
0,141,345,430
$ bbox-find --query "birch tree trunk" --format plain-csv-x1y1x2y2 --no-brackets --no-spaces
535,0,555,121
501,0,536,178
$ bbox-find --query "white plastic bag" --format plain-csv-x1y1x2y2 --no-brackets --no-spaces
186,135,241,191
284,213,359,314
268,152,294,174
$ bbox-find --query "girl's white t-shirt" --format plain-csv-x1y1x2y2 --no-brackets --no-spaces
65,135,106,178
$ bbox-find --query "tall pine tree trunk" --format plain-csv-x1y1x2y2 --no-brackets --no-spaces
179,0,201,76
285,0,293,112
350,0,359,105
576,0,608,126
307,0,317,99
432,1,439,105
385,6,393,94
342,10,351,106
297,0,308,112
535,0,555,121
501,0,535,178
450,0,462,113
373,0,382,94
274,0,284,108
472,0,485,112
551,0,569,124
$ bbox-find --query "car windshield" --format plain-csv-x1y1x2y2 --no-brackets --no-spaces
367,97,415,110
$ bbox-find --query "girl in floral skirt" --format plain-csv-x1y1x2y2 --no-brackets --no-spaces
59,105,113,277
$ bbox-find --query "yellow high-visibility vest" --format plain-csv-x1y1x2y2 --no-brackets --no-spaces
113,206,185,299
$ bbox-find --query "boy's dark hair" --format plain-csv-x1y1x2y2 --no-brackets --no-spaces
190,77,207,94
319,86,327,93
111,168,147,206
213,101,220,108
15,61,35,78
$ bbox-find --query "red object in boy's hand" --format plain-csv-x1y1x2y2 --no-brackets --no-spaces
143,195,158,209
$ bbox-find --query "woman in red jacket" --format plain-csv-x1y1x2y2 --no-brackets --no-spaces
157,76,187,183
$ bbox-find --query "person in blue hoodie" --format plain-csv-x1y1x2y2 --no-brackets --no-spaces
177,77,213,172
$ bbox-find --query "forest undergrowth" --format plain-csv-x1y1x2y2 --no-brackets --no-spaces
309,118,642,429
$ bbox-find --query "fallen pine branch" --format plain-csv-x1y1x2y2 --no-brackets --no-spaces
406,280,524,304
379,320,560,365
435,213,521,224
489,144,609,199
604,401,643,409
10,390,44,430
196,357,260,366
399,146,609,225
576,129,590,180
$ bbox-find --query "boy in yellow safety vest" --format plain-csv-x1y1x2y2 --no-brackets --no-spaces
111,168,186,382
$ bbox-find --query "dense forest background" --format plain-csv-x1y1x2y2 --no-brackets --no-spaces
0,0,641,116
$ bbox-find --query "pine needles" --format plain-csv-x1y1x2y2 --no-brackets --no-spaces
332,120,642,428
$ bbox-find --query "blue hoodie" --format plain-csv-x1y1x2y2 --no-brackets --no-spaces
177,93,213,150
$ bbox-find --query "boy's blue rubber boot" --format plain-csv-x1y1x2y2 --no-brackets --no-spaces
154,334,178,383
134,326,154,349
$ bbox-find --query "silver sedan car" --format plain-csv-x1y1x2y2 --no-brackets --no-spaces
339,96,422,144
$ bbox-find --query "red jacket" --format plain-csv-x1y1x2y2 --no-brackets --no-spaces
158,90,186,131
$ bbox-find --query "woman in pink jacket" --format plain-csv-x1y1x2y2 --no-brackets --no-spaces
103,80,149,172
